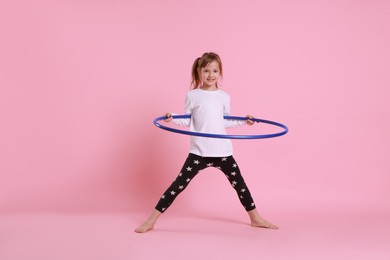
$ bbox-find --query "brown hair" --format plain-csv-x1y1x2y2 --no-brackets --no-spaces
191,52,223,89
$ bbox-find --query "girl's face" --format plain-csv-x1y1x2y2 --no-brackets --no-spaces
199,60,221,90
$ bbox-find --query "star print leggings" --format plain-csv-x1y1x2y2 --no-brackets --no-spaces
155,153,256,213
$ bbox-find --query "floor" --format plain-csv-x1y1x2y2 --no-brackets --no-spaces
1,206,389,260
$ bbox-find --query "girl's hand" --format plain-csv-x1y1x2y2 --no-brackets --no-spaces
164,113,173,122
246,115,255,126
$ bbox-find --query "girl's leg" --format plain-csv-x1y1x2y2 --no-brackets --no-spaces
218,156,256,211
219,156,278,229
154,153,207,213
134,154,207,233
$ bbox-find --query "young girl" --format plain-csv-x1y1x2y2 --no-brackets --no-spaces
135,52,278,233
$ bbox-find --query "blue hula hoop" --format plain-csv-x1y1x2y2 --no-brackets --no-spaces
153,114,288,139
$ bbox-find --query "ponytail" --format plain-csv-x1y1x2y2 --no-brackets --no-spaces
191,57,201,89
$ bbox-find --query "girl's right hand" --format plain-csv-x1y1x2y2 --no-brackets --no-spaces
164,113,173,122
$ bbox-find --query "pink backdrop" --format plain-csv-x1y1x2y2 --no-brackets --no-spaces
1,0,389,216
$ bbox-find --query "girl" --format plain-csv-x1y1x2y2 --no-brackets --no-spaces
135,52,278,233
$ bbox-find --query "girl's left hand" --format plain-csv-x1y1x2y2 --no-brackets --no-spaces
246,115,255,126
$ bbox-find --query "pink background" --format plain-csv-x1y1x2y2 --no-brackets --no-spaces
1,0,389,259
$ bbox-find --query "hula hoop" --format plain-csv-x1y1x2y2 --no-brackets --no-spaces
153,114,288,139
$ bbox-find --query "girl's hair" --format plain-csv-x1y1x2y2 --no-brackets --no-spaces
191,52,223,89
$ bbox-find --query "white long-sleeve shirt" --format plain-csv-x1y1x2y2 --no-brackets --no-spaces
172,88,245,157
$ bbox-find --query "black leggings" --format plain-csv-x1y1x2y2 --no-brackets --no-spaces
155,153,256,213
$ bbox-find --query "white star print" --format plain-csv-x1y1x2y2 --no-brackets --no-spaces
186,178,191,182
207,163,213,167
186,166,192,171
232,164,237,168
178,185,184,189
170,191,176,195
161,195,165,199
241,188,246,193
240,195,244,199
222,157,227,161
251,203,255,207
194,160,200,165
232,181,237,187
231,171,237,176
162,208,166,211
179,172,183,177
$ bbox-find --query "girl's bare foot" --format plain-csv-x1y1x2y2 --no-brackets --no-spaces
248,209,278,229
251,217,279,229
134,221,155,233
134,209,161,233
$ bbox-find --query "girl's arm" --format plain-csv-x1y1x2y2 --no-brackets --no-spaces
165,112,191,127
224,115,255,128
